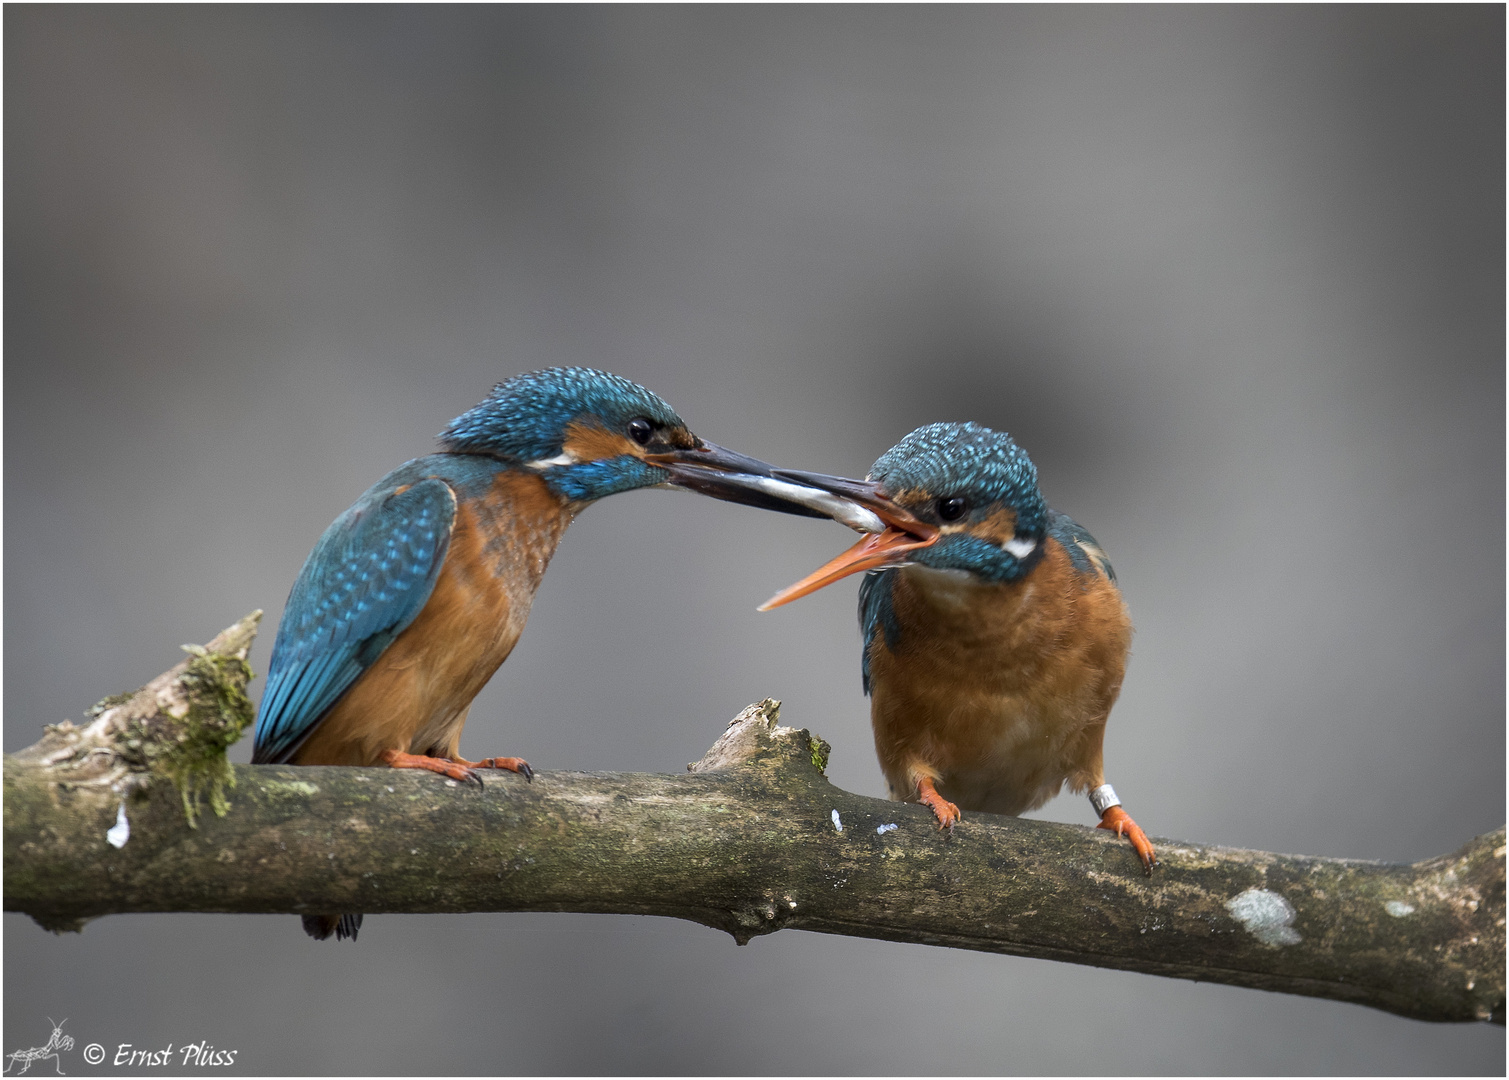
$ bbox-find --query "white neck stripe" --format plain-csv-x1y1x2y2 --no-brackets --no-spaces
525,452,579,471
1003,536,1037,560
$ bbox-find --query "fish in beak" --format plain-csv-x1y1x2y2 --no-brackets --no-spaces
646,443,893,534
754,468,940,610
644,446,938,607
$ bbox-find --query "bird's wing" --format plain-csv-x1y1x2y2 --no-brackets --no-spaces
252,478,457,764
858,568,899,696
1047,509,1117,583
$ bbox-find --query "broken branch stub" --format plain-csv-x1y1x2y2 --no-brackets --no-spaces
10,611,262,826
687,698,829,775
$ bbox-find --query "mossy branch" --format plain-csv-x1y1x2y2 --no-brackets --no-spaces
10,612,261,827
3,616,1503,1027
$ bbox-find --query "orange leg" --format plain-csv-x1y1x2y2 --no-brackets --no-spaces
452,755,534,782
916,775,961,831
1097,805,1158,875
379,750,486,787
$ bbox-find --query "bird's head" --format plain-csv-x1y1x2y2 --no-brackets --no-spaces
759,421,1048,608
438,367,886,524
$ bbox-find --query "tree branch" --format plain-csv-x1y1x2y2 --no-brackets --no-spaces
4,616,1503,1026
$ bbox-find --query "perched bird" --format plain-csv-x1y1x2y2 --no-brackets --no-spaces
761,422,1156,873
253,366,878,940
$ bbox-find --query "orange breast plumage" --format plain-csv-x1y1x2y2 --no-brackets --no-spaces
866,534,1131,816
292,468,572,767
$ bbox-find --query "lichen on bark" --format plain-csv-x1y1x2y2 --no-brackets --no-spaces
139,643,256,825
10,611,261,827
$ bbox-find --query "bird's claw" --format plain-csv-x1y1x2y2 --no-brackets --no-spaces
915,776,961,831
459,756,534,782
430,758,483,788
1097,805,1157,875
379,749,483,787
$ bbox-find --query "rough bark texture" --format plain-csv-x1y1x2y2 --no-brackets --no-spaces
4,617,1504,1026
8,611,261,826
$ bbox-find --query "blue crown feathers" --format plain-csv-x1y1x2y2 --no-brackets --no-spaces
871,421,1047,537
438,367,684,461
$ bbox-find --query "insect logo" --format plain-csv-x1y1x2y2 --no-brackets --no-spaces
3,1019,74,1076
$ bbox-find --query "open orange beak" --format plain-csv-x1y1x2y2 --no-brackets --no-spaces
646,447,937,610
759,524,940,610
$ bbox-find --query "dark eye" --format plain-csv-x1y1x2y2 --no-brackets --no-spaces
937,496,968,521
627,418,654,446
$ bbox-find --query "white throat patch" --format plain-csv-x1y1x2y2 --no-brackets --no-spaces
1002,536,1037,560
525,452,579,471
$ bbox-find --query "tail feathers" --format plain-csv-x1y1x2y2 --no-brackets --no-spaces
302,913,363,941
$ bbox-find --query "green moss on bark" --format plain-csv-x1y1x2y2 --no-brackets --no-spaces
108,644,256,827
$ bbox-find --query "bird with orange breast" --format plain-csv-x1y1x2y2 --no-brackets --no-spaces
761,421,1157,874
252,366,881,940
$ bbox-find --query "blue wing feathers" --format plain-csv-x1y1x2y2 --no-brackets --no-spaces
858,569,900,697
253,475,458,764
1048,509,1116,583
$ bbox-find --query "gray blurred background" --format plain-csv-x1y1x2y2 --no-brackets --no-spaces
5,6,1503,1075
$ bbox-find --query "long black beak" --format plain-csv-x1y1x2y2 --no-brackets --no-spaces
751,466,942,610
771,467,938,538
646,443,933,538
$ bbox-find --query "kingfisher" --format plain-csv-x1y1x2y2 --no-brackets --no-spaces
760,421,1157,874
252,366,879,940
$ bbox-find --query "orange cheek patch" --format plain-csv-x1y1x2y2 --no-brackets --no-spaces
562,420,640,464
976,507,1019,545
489,469,566,522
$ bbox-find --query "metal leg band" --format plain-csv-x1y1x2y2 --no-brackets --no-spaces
1089,783,1121,816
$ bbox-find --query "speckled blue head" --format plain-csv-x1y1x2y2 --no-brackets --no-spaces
439,367,684,460
870,421,1048,583
437,367,689,502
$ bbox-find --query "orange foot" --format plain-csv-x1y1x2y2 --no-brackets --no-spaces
916,775,961,831
1098,805,1158,875
453,755,534,782
378,750,533,788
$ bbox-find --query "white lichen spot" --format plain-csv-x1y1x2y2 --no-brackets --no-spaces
877,823,898,835
267,780,320,797
106,802,130,848
1226,888,1302,946
1385,900,1416,917
831,809,843,832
